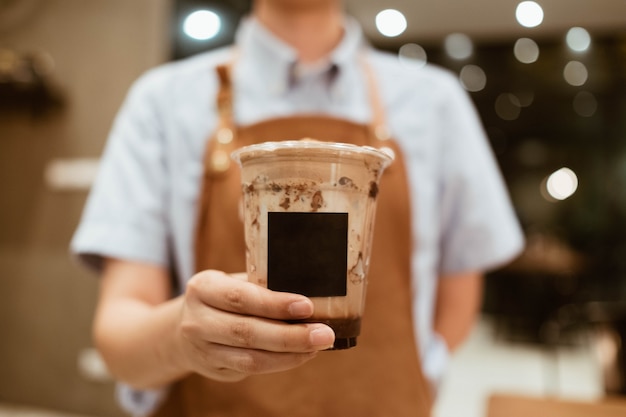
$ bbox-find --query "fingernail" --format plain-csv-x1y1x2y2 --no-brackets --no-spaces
309,325,335,347
288,300,313,318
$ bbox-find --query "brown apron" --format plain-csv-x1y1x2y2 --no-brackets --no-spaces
152,63,432,417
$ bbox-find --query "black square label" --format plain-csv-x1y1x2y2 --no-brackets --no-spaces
268,212,348,297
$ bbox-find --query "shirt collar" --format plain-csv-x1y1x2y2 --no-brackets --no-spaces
234,15,366,95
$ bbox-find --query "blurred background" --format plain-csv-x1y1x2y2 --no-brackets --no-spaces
0,0,625,416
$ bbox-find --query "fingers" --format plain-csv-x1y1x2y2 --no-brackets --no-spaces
179,313,334,381
213,346,318,380
179,269,336,380
185,306,335,352
183,270,335,352
187,270,314,321
193,344,319,382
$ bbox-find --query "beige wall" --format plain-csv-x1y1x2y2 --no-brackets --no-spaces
0,0,171,415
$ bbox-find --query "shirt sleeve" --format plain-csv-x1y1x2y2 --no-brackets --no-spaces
70,70,170,272
116,383,167,417
437,74,524,275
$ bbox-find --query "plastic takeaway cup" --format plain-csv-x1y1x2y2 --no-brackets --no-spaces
231,140,393,349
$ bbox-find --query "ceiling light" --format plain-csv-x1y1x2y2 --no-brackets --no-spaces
566,27,591,52
375,9,407,37
573,91,597,117
183,10,221,40
459,65,486,92
495,93,522,121
398,43,427,69
545,168,578,201
514,38,539,63
516,1,544,28
563,61,588,86
444,33,473,60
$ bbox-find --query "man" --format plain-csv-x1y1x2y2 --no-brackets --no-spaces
72,0,524,415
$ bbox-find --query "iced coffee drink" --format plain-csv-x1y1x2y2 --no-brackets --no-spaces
231,140,393,349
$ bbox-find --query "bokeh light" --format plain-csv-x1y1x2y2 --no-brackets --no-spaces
514,38,540,63
444,33,473,60
566,27,591,52
563,61,588,86
183,10,221,40
516,1,544,28
515,90,535,107
573,91,598,117
398,43,427,69
544,167,578,201
459,65,487,92
495,93,522,121
375,9,407,37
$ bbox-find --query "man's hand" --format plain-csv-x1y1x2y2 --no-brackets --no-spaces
94,260,335,389
177,270,335,382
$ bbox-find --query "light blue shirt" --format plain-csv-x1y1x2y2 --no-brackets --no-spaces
72,16,524,414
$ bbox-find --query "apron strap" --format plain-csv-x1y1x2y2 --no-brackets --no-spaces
206,64,236,174
207,53,392,174
359,54,392,143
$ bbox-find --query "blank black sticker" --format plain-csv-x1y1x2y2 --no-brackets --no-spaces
268,212,348,297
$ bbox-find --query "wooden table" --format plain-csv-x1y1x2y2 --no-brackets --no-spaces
487,393,626,417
